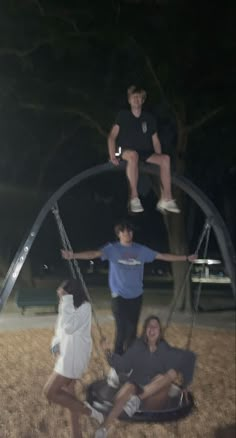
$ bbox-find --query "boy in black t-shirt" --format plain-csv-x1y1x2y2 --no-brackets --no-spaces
108,85,180,214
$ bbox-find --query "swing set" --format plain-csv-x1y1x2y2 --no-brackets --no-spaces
0,162,235,424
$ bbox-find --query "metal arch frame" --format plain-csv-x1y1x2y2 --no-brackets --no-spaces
0,161,235,312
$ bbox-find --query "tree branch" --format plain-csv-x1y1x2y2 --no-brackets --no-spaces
0,39,53,57
19,102,108,137
37,124,80,190
0,32,99,58
125,34,171,108
187,106,225,133
32,0,45,16
145,55,166,100
49,13,79,33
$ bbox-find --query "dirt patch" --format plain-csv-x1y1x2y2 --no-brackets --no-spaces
0,322,235,437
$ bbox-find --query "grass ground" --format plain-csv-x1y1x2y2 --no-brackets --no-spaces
0,319,235,438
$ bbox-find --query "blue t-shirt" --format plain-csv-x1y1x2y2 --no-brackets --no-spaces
100,242,157,299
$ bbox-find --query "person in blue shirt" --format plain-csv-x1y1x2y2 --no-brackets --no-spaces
62,220,196,355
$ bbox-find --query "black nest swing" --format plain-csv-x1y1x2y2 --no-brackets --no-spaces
86,379,195,423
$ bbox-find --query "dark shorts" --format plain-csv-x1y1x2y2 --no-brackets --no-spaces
116,147,153,162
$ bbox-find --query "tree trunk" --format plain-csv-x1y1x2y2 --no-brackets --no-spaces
150,172,190,311
167,104,192,311
164,199,191,310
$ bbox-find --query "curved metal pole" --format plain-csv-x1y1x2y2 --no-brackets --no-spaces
0,161,235,312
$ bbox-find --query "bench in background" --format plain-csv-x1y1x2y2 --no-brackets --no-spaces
16,288,58,315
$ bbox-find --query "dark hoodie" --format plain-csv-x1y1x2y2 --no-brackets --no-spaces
108,338,196,388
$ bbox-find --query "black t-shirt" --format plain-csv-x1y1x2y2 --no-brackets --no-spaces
115,109,157,152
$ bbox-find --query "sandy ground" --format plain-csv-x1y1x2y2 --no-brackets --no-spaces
0,317,235,438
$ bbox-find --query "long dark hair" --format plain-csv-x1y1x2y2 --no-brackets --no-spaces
141,315,163,345
60,279,89,308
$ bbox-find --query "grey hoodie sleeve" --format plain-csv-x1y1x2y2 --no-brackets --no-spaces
163,343,196,388
107,342,139,374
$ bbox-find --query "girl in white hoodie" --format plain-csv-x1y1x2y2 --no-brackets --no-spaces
44,279,103,438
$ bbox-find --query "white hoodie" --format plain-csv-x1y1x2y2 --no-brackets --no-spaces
52,295,92,379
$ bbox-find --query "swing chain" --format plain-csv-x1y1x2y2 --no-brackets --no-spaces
164,219,212,350
186,222,212,349
51,203,106,346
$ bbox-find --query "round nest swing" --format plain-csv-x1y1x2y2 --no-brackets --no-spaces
86,378,195,423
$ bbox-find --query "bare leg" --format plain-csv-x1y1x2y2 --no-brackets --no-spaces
142,385,171,411
139,370,177,401
103,383,136,429
44,372,89,414
122,150,139,199
44,372,91,438
146,153,172,200
101,371,176,432
65,381,83,438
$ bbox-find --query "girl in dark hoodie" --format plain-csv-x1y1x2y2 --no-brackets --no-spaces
95,315,196,438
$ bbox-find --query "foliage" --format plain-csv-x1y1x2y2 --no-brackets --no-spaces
0,1,234,190
0,0,235,291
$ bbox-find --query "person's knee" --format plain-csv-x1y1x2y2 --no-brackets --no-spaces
64,381,75,396
150,153,170,167
166,369,177,382
126,150,139,164
161,154,170,167
126,382,137,394
116,382,136,400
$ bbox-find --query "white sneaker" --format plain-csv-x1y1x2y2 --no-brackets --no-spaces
156,199,180,214
129,197,144,213
123,395,140,417
95,428,108,438
84,401,104,424
107,368,120,388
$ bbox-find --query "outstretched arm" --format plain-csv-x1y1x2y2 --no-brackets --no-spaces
155,253,197,262
61,249,102,260
101,339,137,375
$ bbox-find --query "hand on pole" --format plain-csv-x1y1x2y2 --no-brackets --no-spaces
187,254,198,262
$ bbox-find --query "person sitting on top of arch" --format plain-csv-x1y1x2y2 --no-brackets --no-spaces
108,85,180,214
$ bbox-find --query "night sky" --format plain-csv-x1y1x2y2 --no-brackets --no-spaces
0,0,235,272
